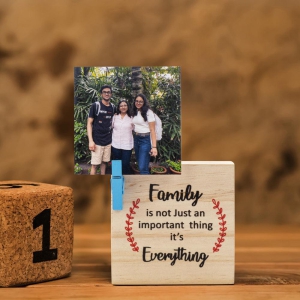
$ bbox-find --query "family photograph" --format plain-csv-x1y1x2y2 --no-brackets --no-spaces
74,66,181,175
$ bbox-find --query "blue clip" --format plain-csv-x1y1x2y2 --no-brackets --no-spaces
111,160,124,210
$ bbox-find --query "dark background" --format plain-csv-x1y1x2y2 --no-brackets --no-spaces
0,0,299,224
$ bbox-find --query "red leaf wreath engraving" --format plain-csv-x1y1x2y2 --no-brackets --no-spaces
212,198,227,253
125,198,140,252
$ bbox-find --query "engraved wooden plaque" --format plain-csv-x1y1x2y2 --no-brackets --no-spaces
111,161,234,285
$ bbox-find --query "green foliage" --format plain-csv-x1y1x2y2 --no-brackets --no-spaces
166,160,181,172
74,121,90,162
74,75,104,124
149,67,181,162
74,163,83,174
74,66,181,164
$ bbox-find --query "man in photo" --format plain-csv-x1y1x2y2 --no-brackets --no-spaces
87,85,115,175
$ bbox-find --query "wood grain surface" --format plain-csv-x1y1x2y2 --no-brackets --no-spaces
2,0,300,226
0,224,299,299
111,162,234,284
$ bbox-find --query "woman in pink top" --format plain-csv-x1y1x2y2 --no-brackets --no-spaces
112,100,133,174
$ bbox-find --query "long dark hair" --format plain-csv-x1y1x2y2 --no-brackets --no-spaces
133,93,150,122
116,99,132,117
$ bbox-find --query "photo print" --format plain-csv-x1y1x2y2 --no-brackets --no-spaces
74,66,181,175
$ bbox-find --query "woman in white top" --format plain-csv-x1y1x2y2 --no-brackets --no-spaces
112,100,133,174
132,94,157,174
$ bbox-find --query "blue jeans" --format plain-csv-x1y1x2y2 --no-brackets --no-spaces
134,135,151,174
112,147,132,175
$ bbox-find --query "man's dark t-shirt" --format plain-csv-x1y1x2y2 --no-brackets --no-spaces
89,101,114,146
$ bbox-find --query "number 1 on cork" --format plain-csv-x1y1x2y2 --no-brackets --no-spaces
33,208,58,263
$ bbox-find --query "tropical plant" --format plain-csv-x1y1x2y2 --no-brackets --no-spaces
74,121,89,162
74,74,103,124
73,66,181,164
150,67,181,162
166,160,181,172
74,163,83,174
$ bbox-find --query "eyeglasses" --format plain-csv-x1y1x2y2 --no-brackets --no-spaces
119,105,128,108
102,91,112,95
135,100,144,104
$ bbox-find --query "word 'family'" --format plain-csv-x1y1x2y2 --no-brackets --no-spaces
149,184,203,206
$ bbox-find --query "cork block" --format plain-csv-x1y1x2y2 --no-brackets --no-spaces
0,181,74,287
111,161,234,285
